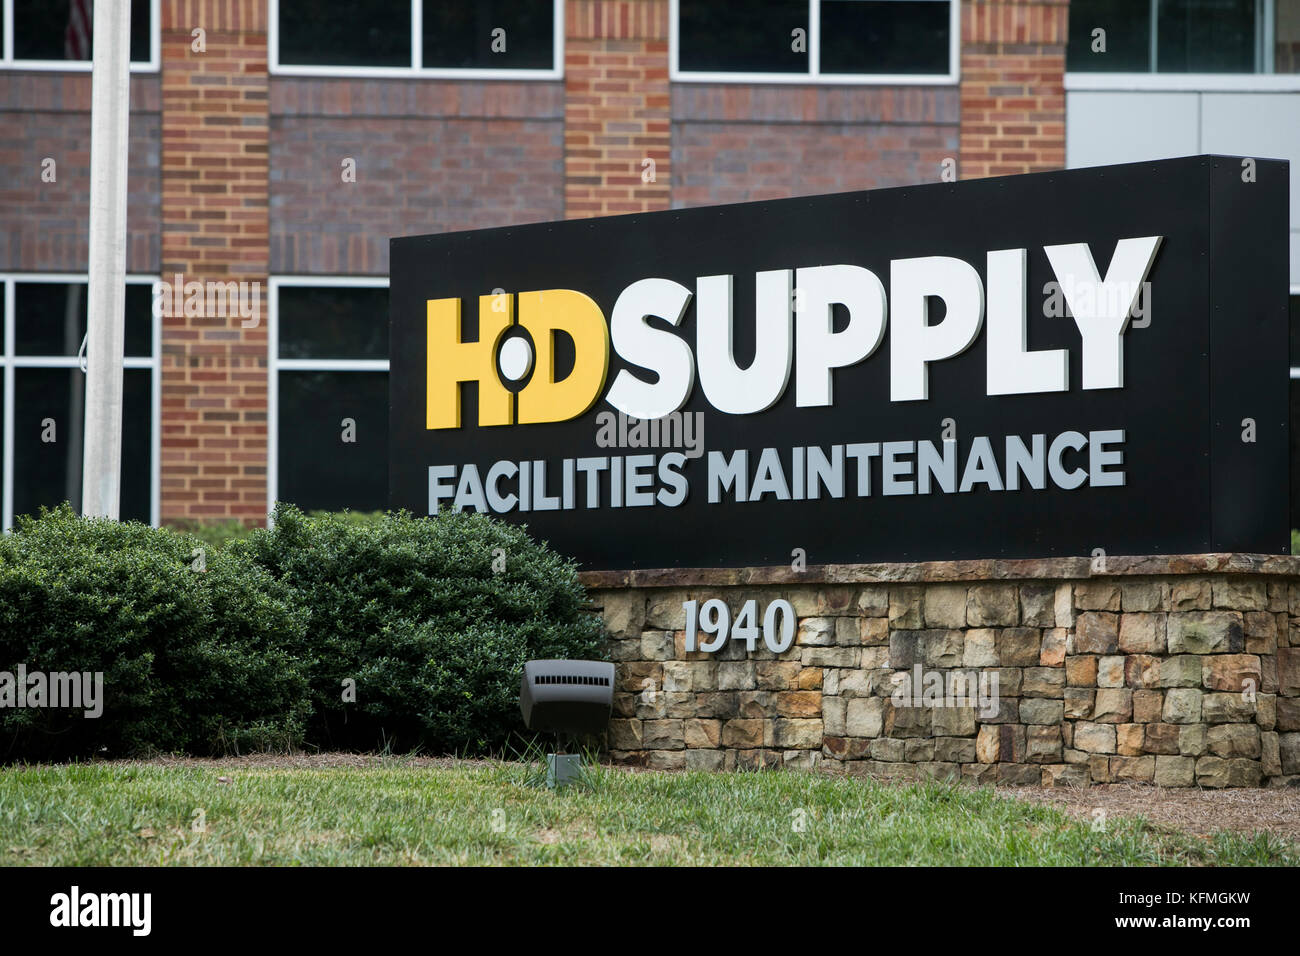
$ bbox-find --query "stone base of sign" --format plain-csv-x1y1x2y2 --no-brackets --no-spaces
580,554,1300,787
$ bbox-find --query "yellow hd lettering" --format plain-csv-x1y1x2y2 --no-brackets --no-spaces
517,289,611,425
426,295,514,429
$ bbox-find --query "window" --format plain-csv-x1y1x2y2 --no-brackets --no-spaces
678,0,807,75
1,0,159,71
269,279,388,516
1068,0,1300,75
270,0,562,78
672,0,958,84
0,275,161,530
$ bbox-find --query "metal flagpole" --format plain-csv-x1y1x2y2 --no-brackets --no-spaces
81,0,133,519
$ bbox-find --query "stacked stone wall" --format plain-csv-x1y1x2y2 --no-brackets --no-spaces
583,556,1300,787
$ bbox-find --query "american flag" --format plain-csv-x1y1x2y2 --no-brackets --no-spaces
65,0,93,61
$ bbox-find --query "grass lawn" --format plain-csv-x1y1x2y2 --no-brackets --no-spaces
1,759,1294,866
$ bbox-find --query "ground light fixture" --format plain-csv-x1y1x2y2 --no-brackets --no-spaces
519,659,616,789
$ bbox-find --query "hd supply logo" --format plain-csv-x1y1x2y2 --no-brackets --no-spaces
391,156,1289,569
424,238,1162,430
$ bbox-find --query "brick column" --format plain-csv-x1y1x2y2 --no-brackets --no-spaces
160,0,269,525
959,0,1067,179
564,0,670,218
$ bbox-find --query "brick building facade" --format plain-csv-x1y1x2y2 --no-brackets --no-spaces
0,0,1295,529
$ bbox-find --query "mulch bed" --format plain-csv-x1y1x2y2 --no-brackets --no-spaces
998,782,1300,842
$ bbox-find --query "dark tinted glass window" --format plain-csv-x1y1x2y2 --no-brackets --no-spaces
821,1,950,75
679,0,809,73
13,368,151,523
278,0,410,67
14,0,152,63
1069,0,1270,73
1156,0,1257,72
14,283,152,358
1067,0,1152,72
277,286,388,361
1280,2,1300,74
423,0,554,69
277,371,388,512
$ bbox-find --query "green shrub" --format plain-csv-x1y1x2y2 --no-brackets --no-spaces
0,503,605,761
305,509,384,527
0,505,311,761
167,512,384,552
166,517,255,552
231,504,606,754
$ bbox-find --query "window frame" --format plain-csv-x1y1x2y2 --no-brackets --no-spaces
1065,73,1300,92
267,276,390,520
669,0,960,86
0,0,161,73
268,0,565,80
0,272,162,530
1065,0,1300,90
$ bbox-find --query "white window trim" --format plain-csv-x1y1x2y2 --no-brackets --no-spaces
269,0,564,80
1066,73,1300,93
0,272,162,531
267,276,390,521
0,0,161,72
670,0,959,86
